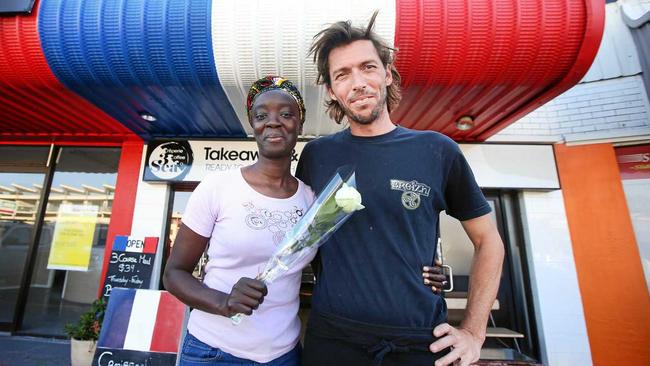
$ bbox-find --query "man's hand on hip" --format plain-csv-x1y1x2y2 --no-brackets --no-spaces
430,323,483,366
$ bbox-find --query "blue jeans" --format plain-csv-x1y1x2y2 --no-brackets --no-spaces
179,332,301,366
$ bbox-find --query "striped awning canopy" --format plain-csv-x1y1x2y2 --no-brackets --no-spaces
0,0,604,143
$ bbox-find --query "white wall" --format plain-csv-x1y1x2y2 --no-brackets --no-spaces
519,191,593,366
130,145,171,289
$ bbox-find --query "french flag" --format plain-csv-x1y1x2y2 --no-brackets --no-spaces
97,289,186,356
112,236,158,254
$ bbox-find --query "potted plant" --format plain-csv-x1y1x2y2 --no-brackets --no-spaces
64,298,106,366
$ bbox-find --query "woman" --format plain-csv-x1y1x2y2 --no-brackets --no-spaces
164,76,313,365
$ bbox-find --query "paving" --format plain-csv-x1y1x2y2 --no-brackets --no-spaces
0,335,70,366
0,334,542,366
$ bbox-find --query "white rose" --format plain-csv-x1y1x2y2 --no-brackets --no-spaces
334,183,365,213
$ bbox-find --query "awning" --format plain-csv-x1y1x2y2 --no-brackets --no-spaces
0,0,605,142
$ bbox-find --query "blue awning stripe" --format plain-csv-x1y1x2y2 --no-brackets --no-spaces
39,0,246,140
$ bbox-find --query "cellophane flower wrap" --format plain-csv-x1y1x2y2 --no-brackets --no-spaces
231,167,363,324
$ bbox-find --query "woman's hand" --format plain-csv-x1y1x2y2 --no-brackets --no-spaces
422,259,447,294
224,278,268,316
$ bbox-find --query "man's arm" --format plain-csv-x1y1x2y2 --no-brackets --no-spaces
429,213,505,366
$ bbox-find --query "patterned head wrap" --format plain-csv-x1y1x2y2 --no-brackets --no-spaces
247,75,306,123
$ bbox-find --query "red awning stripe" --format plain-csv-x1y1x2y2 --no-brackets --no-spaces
394,0,604,141
0,0,137,141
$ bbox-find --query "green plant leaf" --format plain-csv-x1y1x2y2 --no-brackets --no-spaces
64,298,106,341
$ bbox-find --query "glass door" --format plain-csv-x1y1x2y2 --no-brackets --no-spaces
0,146,49,330
18,147,120,336
160,187,196,288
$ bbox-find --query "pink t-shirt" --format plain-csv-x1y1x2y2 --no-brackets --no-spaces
182,168,315,362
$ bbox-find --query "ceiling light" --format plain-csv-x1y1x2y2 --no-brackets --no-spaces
139,111,157,122
456,116,475,131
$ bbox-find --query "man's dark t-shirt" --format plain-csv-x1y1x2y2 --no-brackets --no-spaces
296,126,491,328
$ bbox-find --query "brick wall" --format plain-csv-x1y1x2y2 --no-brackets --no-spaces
490,75,650,143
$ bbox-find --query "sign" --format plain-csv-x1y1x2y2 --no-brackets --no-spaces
93,350,176,366
93,288,185,366
0,199,17,215
143,139,306,182
616,145,650,180
47,204,98,271
142,139,560,189
101,236,159,300
143,141,194,181
459,144,559,189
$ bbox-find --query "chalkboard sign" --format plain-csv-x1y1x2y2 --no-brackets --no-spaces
102,236,159,300
93,288,185,366
93,349,176,366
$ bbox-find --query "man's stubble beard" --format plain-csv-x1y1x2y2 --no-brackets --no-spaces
342,86,388,125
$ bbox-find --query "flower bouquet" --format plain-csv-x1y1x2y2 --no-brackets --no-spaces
231,166,363,324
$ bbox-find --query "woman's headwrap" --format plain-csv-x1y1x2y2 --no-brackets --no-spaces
247,76,306,123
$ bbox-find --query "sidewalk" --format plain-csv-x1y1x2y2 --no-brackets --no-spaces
0,334,543,366
0,335,70,366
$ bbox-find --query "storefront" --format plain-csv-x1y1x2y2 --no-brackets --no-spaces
3,0,633,364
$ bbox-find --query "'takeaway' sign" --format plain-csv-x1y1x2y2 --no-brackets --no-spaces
142,139,306,182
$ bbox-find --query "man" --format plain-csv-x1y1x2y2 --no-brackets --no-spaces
296,12,505,366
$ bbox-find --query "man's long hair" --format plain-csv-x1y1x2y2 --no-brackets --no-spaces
309,10,402,124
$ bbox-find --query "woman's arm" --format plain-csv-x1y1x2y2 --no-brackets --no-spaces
163,223,267,317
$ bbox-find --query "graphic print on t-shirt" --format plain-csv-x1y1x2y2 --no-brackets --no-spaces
389,179,431,210
242,202,305,246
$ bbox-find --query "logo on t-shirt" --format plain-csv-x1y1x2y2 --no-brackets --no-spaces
242,202,305,245
389,179,431,210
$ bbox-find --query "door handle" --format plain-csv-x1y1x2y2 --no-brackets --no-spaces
442,264,454,292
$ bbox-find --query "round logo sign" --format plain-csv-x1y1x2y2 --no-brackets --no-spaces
147,141,193,181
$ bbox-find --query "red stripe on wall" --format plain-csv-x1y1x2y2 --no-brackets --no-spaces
98,139,144,298
554,143,650,365
150,292,186,353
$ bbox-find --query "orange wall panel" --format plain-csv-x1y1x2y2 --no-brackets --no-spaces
554,143,650,365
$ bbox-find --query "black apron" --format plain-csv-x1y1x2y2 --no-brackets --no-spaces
302,310,450,366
